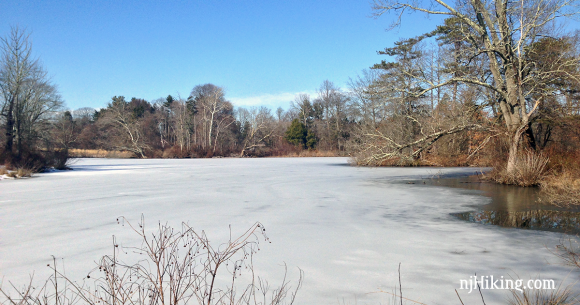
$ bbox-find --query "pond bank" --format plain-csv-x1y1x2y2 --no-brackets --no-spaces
400,175,580,234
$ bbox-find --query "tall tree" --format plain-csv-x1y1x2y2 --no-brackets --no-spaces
0,27,62,161
237,106,276,156
372,0,580,172
100,96,149,158
190,84,230,151
348,69,384,127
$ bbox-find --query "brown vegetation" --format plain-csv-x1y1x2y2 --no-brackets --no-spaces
270,149,339,158
540,171,580,207
539,151,580,206
485,151,549,187
4,167,33,178
508,284,578,305
68,149,134,159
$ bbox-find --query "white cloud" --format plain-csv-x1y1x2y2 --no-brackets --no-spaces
229,91,317,109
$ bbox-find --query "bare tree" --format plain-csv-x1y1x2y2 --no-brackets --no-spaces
52,111,78,150
100,96,148,158
315,81,350,151
0,27,63,160
169,98,191,152
290,94,313,127
372,0,580,172
238,106,276,157
348,69,384,127
275,107,285,122
347,34,492,165
72,107,96,122
190,84,230,152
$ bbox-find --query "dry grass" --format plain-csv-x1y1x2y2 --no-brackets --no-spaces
421,154,469,167
298,150,339,157
5,167,34,178
272,150,340,158
0,167,8,175
487,150,549,186
71,148,340,159
508,284,579,305
553,238,580,269
69,149,134,158
540,170,580,207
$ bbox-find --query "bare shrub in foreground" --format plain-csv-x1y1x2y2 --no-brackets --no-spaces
553,239,580,270
505,238,580,305
508,285,578,305
0,218,302,305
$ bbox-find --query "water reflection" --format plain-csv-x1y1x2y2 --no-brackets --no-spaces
452,210,580,234
408,175,580,234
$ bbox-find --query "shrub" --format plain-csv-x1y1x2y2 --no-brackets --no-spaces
1,147,47,173
5,167,34,178
487,150,549,186
162,145,190,158
0,218,303,305
45,149,73,170
508,283,578,305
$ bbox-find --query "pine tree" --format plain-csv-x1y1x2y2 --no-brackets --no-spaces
285,119,316,149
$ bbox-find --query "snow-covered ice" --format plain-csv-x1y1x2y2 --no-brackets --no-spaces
0,157,576,304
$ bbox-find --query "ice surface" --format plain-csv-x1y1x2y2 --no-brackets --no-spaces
0,158,576,304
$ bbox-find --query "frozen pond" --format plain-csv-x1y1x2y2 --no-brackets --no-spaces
1,158,576,304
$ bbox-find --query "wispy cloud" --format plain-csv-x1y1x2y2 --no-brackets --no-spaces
229,91,317,109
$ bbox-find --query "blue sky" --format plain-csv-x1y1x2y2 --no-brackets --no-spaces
0,1,445,110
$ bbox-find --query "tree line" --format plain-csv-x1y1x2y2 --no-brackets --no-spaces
2,0,580,179
0,27,361,165
55,78,362,159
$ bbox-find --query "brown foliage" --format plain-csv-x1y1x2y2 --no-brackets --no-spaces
161,145,191,158
540,170,580,206
508,284,578,305
68,149,134,159
486,150,549,186
1,146,51,173
5,167,33,178
538,148,580,206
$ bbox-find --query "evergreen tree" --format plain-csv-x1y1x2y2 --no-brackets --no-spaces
164,95,174,108
285,119,316,149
